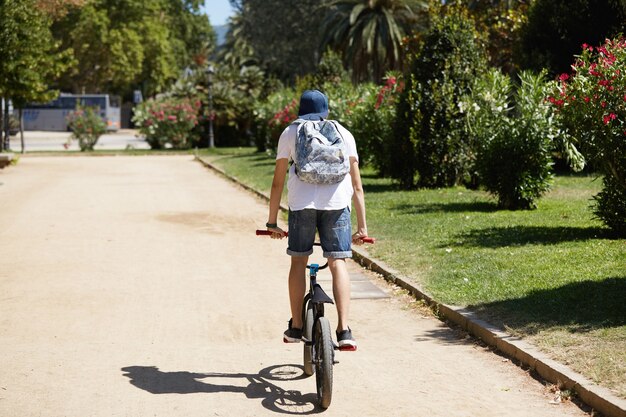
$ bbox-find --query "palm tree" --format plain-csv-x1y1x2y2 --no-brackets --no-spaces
321,0,426,83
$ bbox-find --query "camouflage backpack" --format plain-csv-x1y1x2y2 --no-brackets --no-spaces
292,119,350,185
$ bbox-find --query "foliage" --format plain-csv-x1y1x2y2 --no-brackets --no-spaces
465,70,560,209
550,38,626,235
464,0,528,75
132,96,201,149
211,64,267,148
0,0,70,109
518,0,626,75
66,106,107,151
35,0,86,18
320,0,426,83
232,0,328,83
311,48,350,88
52,0,215,98
346,74,403,175
390,2,488,188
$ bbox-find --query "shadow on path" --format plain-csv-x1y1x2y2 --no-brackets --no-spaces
121,364,321,415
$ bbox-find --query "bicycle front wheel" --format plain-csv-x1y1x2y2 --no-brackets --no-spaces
303,304,314,376
314,316,333,409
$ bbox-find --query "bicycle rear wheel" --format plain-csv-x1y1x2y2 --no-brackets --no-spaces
314,316,333,409
303,304,314,376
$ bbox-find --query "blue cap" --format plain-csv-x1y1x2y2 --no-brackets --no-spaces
297,90,329,120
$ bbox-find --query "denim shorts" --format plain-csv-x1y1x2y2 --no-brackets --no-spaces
287,207,352,259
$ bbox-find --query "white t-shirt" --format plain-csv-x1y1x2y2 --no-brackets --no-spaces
276,121,358,211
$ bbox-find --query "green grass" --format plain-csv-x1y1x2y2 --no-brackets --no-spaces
199,147,625,398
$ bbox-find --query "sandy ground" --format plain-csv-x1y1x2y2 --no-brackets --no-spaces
0,156,590,416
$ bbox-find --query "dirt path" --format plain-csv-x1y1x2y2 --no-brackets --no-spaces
0,156,589,416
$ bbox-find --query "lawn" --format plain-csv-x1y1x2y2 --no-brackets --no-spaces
199,147,625,399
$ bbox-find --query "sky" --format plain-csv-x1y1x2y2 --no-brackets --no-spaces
203,0,234,27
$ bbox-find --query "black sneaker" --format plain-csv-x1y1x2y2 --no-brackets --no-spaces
283,319,303,343
336,327,357,351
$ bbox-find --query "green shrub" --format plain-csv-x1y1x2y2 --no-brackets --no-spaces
391,3,488,188
551,37,626,235
132,97,201,149
66,106,107,151
466,70,558,209
346,74,402,176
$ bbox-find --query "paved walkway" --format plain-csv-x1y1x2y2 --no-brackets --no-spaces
0,156,589,416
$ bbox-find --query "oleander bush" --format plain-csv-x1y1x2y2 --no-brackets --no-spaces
132,96,201,149
66,106,107,151
550,37,626,235
346,74,402,176
465,70,560,209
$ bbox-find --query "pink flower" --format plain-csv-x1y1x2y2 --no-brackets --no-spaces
584,97,591,103
603,115,611,125
168,115,177,121
601,101,607,108
558,73,569,82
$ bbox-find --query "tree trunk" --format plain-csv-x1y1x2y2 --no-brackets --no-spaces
0,99,5,152
19,107,25,154
3,102,10,151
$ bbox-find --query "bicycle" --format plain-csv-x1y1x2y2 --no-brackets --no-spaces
256,229,374,409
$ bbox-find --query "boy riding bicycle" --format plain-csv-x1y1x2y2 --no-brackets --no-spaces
265,89,368,350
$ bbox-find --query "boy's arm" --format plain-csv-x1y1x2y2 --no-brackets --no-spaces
349,156,368,242
267,158,289,238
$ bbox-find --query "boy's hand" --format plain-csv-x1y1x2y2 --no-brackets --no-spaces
268,226,287,239
352,230,368,245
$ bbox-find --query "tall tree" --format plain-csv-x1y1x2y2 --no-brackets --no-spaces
52,0,215,98
0,0,70,152
461,0,528,75
231,0,328,83
321,0,426,83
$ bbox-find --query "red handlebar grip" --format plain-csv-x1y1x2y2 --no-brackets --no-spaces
256,230,288,236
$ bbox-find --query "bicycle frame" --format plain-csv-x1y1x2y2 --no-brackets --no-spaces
256,229,374,409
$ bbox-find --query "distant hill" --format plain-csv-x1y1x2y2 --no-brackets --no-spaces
215,24,229,46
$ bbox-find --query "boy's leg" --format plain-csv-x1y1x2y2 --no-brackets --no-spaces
284,209,316,340
317,207,355,343
328,257,350,332
289,256,308,329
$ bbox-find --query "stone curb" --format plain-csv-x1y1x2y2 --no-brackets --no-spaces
195,155,626,417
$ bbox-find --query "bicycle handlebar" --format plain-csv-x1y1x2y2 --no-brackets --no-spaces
256,229,375,244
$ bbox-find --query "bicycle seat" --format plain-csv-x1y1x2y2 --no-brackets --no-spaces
311,283,334,304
